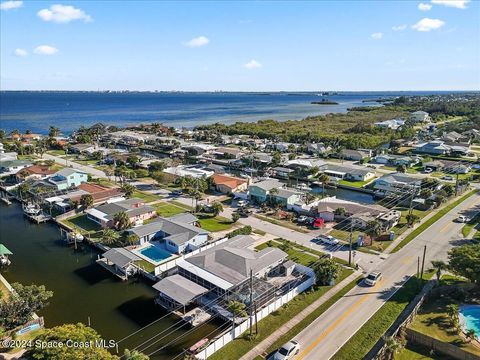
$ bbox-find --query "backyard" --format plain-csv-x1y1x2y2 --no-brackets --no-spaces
255,240,318,267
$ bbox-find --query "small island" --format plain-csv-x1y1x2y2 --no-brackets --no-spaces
311,99,339,105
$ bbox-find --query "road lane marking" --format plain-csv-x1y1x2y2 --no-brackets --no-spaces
295,279,386,360
439,222,453,233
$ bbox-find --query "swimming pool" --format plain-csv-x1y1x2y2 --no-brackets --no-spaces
138,245,172,263
460,305,480,336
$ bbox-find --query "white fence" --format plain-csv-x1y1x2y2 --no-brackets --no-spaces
195,271,316,359
154,237,229,276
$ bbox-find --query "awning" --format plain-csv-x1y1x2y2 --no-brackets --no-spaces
153,274,208,306
0,244,13,256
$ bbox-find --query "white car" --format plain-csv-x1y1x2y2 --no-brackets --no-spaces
316,235,340,245
272,341,300,360
364,271,382,286
456,215,470,223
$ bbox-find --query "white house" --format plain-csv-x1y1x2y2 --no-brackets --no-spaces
410,111,431,123
374,119,405,130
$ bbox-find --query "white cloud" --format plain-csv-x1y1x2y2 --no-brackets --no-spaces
1,1,22,10
431,0,470,9
371,32,383,40
37,4,92,23
33,45,59,55
412,18,445,31
14,48,27,56
392,24,407,31
418,3,432,10
243,59,262,69
184,36,209,48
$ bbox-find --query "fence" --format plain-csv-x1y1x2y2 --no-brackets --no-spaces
154,237,229,276
195,271,316,360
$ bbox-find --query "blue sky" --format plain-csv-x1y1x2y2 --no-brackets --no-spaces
1,0,479,91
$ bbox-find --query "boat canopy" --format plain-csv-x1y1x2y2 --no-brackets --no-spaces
0,244,13,256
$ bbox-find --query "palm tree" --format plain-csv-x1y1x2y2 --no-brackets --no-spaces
383,336,405,360
113,211,131,230
211,202,224,217
126,233,140,246
446,304,459,329
80,194,94,209
121,183,136,198
48,126,60,138
406,214,420,228
431,260,448,281
317,173,330,197
227,300,247,333
101,228,119,245
16,182,30,200
465,329,477,343
365,220,382,241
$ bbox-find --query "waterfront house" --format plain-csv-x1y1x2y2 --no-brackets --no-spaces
70,143,97,154
0,159,32,174
410,111,431,123
163,165,214,179
323,164,376,182
47,168,88,190
373,154,419,167
272,166,295,179
210,174,248,194
414,141,450,155
306,142,331,155
86,198,156,228
15,165,56,181
248,178,283,203
182,143,216,156
374,119,405,130
373,173,422,196
272,188,304,209
212,147,244,160
286,158,328,172
127,213,209,253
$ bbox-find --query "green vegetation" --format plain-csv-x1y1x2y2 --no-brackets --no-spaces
168,200,194,210
256,241,317,267
131,190,159,203
331,277,424,360
197,215,234,232
209,268,354,360
338,179,373,188
134,259,156,273
395,343,450,360
392,190,478,253
252,229,266,236
61,214,102,233
154,202,186,217
461,214,479,238
254,214,310,233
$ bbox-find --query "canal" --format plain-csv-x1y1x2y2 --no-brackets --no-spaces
0,202,222,359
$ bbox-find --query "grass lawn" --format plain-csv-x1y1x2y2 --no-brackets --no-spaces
338,179,373,188
392,189,478,252
208,268,355,360
168,200,194,210
409,294,480,356
47,149,66,156
462,214,480,238
331,276,425,360
254,214,310,234
131,190,159,203
134,259,155,273
60,214,102,233
253,229,267,236
256,241,318,267
197,215,234,232
396,342,451,360
154,202,186,217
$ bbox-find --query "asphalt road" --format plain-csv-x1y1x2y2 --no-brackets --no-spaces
43,153,108,179
293,190,480,360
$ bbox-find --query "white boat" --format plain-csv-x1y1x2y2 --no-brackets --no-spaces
67,232,84,242
296,183,312,191
0,256,11,266
23,203,41,216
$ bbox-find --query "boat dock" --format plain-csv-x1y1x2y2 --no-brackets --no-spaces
180,307,212,327
0,197,12,205
25,213,52,224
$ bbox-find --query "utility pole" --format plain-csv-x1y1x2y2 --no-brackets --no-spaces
408,190,415,216
420,245,427,280
254,301,258,335
348,221,353,266
249,269,253,337
455,172,459,196
417,257,420,278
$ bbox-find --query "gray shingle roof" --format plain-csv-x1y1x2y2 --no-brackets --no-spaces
103,248,141,268
152,274,208,305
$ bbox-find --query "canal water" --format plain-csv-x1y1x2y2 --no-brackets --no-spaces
0,203,221,359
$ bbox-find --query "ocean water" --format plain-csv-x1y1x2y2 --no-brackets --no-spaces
0,91,465,134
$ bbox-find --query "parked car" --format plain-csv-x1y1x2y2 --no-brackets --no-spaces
296,215,309,224
442,175,454,181
364,271,382,286
423,168,433,174
171,190,183,196
316,235,339,245
311,218,325,229
456,215,471,223
271,341,300,360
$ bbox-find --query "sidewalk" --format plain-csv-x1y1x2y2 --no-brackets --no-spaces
239,271,361,360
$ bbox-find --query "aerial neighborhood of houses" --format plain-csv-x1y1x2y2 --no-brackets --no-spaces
0,104,479,359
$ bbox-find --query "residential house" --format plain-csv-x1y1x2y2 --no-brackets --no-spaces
212,147,244,160
306,143,331,155
410,111,431,123
286,158,328,172
163,165,214,179
272,166,295,179
48,168,88,190
70,143,96,154
127,213,208,253
414,141,450,155
99,248,142,280
317,198,390,223
374,119,405,130
373,154,419,167
182,144,216,156
442,131,470,144
86,198,156,228
248,178,283,203
15,165,56,181
211,174,248,194
337,149,371,162
272,188,304,209
423,160,471,174
373,173,422,196
267,142,296,152
0,159,32,174
324,164,376,182
0,143,18,162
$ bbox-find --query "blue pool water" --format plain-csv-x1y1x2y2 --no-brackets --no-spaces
460,305,480,336
139,245,172,262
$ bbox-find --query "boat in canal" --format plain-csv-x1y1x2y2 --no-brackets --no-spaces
23,202,42,216
0,244,12,266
